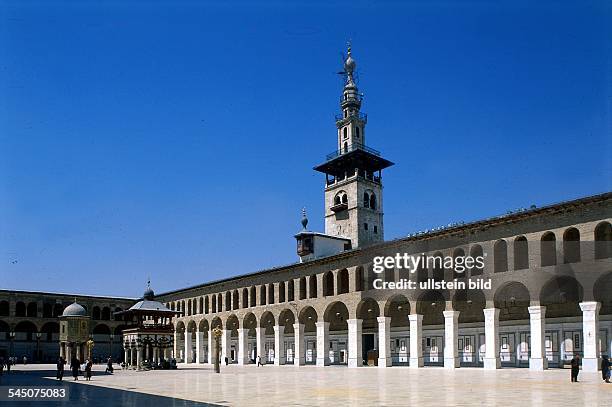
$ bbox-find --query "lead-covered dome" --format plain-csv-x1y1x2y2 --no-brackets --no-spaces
62,301,87,317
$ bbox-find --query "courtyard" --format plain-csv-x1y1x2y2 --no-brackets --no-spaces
2,363,611,406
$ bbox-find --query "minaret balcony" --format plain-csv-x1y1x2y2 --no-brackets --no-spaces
325,142,380,161
335,112,367,125
330,202,349,212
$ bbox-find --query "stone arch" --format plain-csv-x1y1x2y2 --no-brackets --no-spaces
217,293,223,312
494,239,508,273
0,320,8,340
92,306,101,320
42,303,53,318
541,231,557,266
225,292,231,311
211,317,223,330
594,272,612,315
432,252,444,282
323,271,334,296
355,267,364,292
417,290,447,326
15,320,38,341
594,221,612,259
268,283,275,304
287,280,295,301
469,245,484,276
384,294,411,327
298,306,318,333
259,311,275,335
26,301,37,318
494,281,530,321
101,306,111,320
53,303,64,317
514,236,529,270
452,290,486,323
260,285,267,306
93,323,111,335
114,325,127,335
242,288,249,309
324,301,349,331
563,227,581,264
233,289,239,310
249,286,256,307
356,297,380,330
198,319,209,333
540,276,583,318
278,309,296,334
299,277,307,299
279,281,286,302
211,295,217,313
452,248,466,279
0,301,8,316
41,322,59,342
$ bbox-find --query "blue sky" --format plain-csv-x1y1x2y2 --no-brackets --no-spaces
1,1,610,298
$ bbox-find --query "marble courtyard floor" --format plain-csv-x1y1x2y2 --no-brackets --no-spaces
4,363,612,406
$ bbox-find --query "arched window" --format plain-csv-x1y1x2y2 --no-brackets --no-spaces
343,142,348,152
309,275,317,298
92,306,101,320
514,236,529,270
595,222,612,259
0,301,9,316
242,288,248,309
268,283,275,304
260,285,267,306
563,227,581,263
337,269,349,294
334,195,341,205
15,302,26,317
369,193,377,210
363,192,370,208
279,281,286,302
494,240,508,273
324,272,334,296
287,280,295,301
432,252,444,282
469,245,484,276
225,292,231,311
101,307,111,320
541,232,557,266
453,248,466,279
233,290,239,310
343,127,348,139
299,277,307,300
355,267,364,292
355,126,360,138
217,294,222,312
26,302,37,318
342,194,348,204
211,295,217,313
250,286,256,307
205,296,210,314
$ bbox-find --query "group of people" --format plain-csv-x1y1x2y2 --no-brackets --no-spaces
56,356,114,381
569,354,612,383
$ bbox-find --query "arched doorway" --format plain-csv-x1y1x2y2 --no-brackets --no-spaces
324,301,349,365
243,313,257,363
259,311,275,364
298,306,318,364
494,282,530,367
385,295,410,366
278,309,296,364
198,319,210,363
226,315,239,363
417,290,446,366
453,290,485,367
357,298,380,366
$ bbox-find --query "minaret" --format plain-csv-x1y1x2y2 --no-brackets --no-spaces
313,45,394,248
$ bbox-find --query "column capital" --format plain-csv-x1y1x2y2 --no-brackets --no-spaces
408,314,423,323
442,310,459,319
293,322,304,331
579,301,601,313
528,305,546,315
315,321,330,329
376,316,390,324
483,308,500,318
347,318,363,327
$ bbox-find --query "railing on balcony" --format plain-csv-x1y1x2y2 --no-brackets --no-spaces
335,112,367,123
325,142,380,161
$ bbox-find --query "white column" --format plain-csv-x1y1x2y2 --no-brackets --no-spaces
377,316,391,367
237,328,248,365
579,301,601,372
256,327,266,364
347,319,363,367
483,308,501,369
528,306,548,370
220,329,228,363
137,347,143,369
274,325,285,365
124,348,128,365
316,321,330,366
443,310,460,369
409,314,423,368
195,332,203,363
207,333,213,365
173,331,178,359
293,323,305,366
185,331,193,363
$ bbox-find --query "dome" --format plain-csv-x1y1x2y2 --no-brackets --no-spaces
62,301,87,317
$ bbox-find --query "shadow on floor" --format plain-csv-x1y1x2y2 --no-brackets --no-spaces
0,369,220,406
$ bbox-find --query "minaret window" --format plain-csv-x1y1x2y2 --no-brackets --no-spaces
343,142,348,153
363,192,370,208
370,193,377,210
343,127,348,139
355,127,360,138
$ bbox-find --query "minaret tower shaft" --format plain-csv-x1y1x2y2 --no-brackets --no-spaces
313,45,394,248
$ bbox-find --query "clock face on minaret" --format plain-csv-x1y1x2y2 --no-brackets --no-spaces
313,45,393,249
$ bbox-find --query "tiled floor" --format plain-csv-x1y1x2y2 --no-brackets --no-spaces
5,363,612,406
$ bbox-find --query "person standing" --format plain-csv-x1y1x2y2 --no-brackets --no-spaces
56,357,65,381
23,356,27,365
105,356,114,374
602,356,611,383
84,359,92,381
70,357,79,381
570,355,580,382
6,357,11,374
256,355,262,367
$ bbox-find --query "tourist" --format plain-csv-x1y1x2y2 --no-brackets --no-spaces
570,355,580,382
70,357,79,380
602,356,611,383
105,356,114,374
85,359,92,381
256,355,262,367
23,356,27,365
224,356,229,366
56,357,65,381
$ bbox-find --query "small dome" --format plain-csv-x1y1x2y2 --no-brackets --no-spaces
62,301,87,317
143,286,155,300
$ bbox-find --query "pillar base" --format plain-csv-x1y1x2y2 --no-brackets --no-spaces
348,358,363,368
293,357,304,366
483,357,501,370
316,357,330,367
582,357,600,372
444,357,460,369
409,357,423,368
274,358,286,366
529,357,548,371
377,357,391,367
